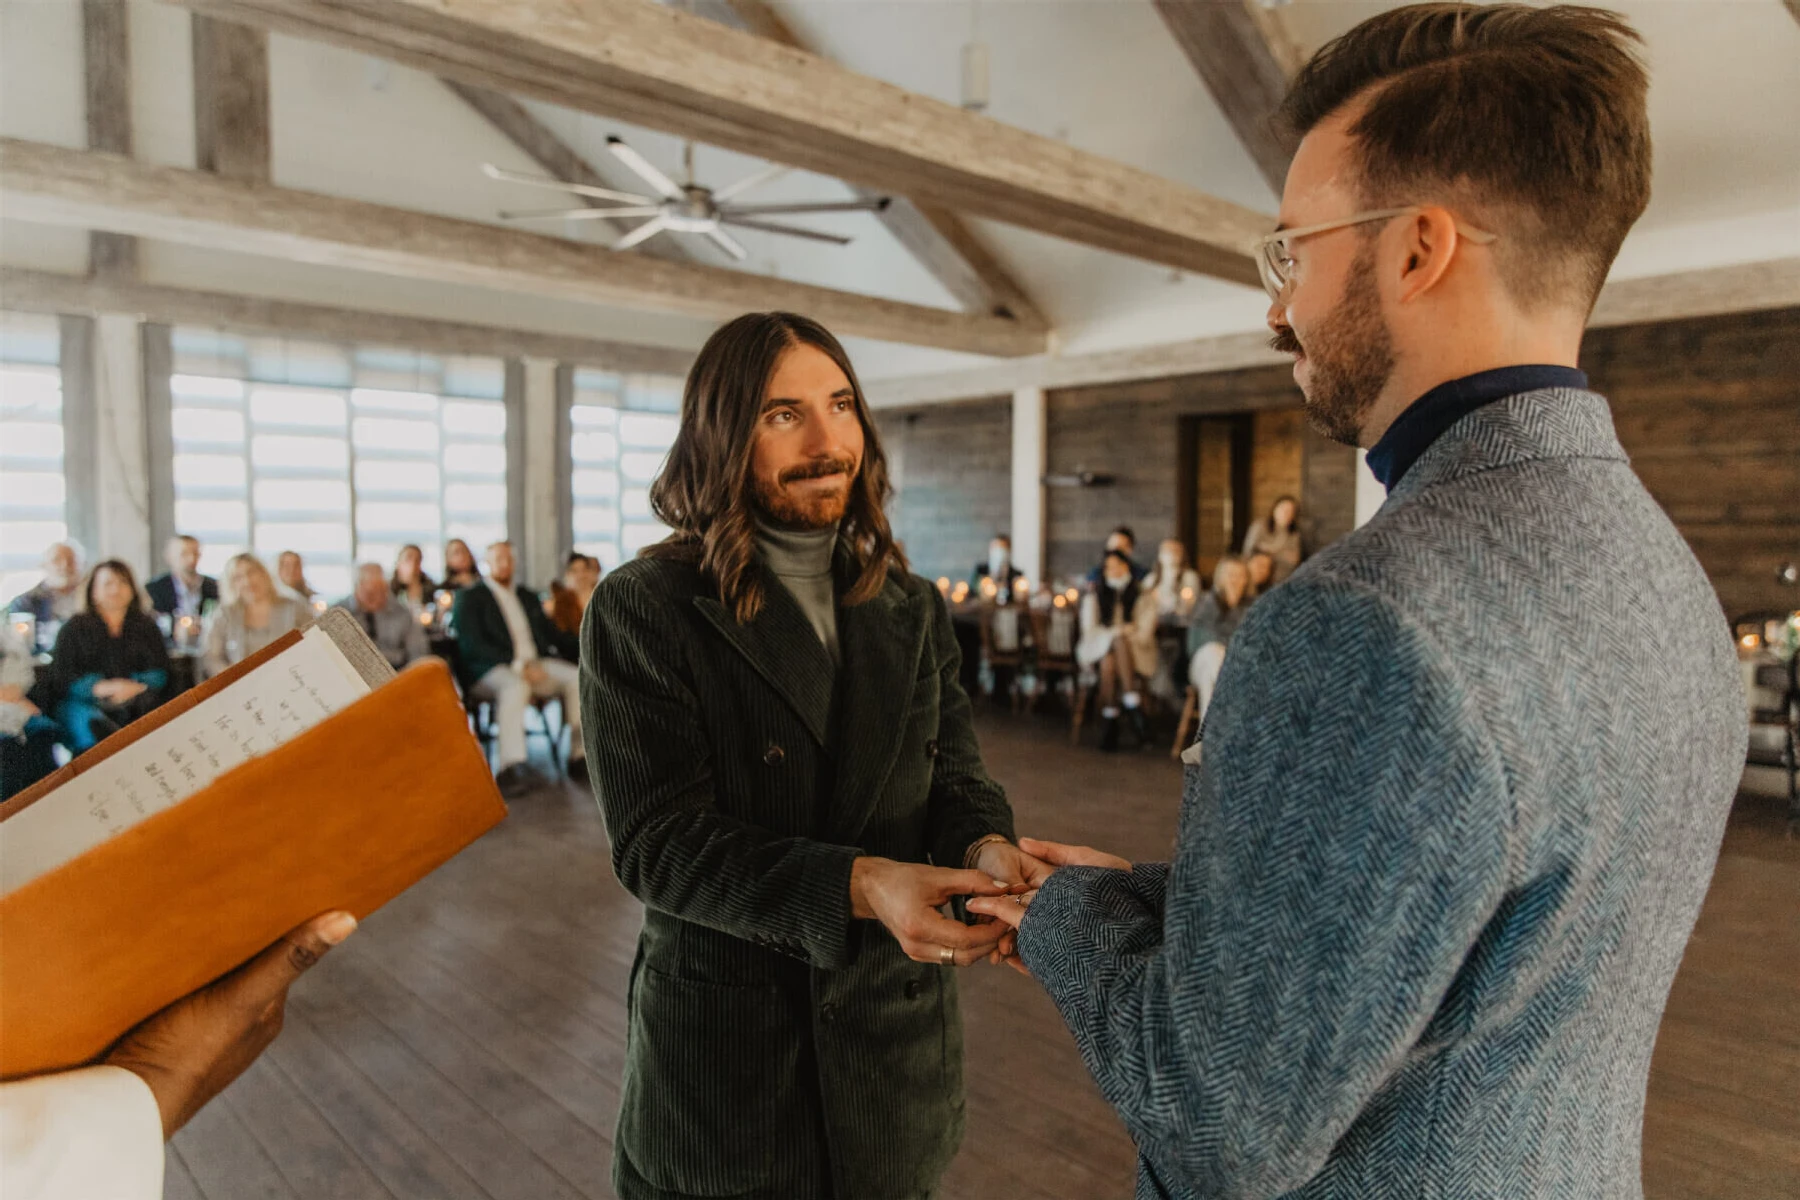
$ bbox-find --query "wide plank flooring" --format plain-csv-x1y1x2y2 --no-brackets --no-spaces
170,714,1800,1199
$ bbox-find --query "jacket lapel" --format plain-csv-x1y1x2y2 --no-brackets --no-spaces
825,579,931,845
693,567,836,747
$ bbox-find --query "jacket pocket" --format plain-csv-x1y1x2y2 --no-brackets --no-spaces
618,965,795,1197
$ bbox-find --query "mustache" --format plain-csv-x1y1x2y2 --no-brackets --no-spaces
779,456,857,485
1269,326,1303,356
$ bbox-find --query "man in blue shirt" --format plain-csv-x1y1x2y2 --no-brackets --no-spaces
974,6,1745,1198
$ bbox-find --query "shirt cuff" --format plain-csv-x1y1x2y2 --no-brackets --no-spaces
0,1065,165,1200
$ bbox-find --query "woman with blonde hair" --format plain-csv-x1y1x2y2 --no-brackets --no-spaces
1187,555,1252,728
201,553,313,679
1143,538,1203,620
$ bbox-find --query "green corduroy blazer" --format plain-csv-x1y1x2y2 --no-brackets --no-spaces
580,552,1015,1200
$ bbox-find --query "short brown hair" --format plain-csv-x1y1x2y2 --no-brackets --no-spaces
645,312,906,623
1280,3,1650,311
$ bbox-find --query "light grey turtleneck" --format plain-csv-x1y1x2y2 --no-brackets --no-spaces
755,520,841,667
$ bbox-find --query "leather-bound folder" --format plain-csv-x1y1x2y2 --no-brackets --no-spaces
0,611,507,1079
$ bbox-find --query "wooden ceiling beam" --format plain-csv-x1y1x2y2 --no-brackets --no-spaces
694,0,1048,327
1152,0,1301,197
441,80,701,266
192,15,273,181
866,257,1800,407
0,139,1047,357
169,0,1271,286
82,0,137,280
0,268,698,374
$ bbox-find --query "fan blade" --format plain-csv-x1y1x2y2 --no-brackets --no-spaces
719,217,854,246
499,205,667,221
719,197,891,217
479,163,652,205
606,138,684,200
704,226,748,260
611,215,671,252
711,163,790,203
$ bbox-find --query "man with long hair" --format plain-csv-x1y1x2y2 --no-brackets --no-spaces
973,5,1744,1197
581,312,1042,1199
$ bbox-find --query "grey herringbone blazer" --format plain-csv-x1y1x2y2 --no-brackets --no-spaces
1018,388,1746,1199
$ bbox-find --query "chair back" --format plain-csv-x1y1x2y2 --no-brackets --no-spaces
988,606,1022,654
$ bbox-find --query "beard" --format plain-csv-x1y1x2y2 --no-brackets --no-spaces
754,454,859,530
1276,240,1396,446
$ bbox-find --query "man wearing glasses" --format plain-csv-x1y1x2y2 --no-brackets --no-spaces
973,5,1745,1198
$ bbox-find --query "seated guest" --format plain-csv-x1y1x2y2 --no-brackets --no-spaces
1187,556,1252,730
7,542,84,629
389,543,437,613
971,533,1026,605
275,551,317,603
1241,494,1307,584
201,554,313,680
452,540,584,798
544,553,600,662
48,561,170,754
145,535,219,621
1143,538,1202,620
339,563,427,670
1246,550,1276,598
1084,525,1148,586
441,537,482,592
1077,549,1159,751
1,624,61,800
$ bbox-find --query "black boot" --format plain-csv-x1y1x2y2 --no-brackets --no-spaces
1099,715,1121,752
1125,706,1151,749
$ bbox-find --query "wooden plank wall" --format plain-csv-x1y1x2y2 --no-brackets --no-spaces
873,303,1799,608
1041,365,1354,583
877,397,1014,584
1581,305,1800,619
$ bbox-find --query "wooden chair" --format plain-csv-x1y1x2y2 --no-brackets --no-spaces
1747,655,1798,818
1171,685,1200,760
464,685,568,773
978,603,1027,712
1029,606,1091,743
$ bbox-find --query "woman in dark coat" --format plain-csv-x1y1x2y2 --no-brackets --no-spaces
48,560,170,753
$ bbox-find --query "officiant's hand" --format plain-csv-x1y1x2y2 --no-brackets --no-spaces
850,858,1019,966
970,839,1053,964
104,910,357,1137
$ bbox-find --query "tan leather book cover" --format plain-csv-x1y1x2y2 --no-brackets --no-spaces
0,652,506,1079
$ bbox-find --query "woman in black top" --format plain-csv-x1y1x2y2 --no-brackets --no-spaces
48,559,171,753
390,543,438,612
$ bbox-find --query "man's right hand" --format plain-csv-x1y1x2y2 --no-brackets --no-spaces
103,911,356,1137
849,858,1018,966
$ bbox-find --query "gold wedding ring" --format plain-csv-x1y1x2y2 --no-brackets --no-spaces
939,945,955,966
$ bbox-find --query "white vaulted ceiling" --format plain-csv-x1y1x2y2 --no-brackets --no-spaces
1,0,1796,383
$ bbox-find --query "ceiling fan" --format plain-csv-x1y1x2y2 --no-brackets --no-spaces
483,137,890,261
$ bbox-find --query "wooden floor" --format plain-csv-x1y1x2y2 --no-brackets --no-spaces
167,714,1800,1200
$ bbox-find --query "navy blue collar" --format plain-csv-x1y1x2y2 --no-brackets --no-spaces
1366,365,1588,491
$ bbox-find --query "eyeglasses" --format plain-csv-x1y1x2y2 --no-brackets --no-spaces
1252,206,1498,305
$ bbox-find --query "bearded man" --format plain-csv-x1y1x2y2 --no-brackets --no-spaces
973,5,1745,1198
580,312,1043,1200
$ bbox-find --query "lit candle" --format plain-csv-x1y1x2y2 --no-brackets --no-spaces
936,577,951,594
1065,588,1079,603
1181,586,1195,603
1052,595,1066,609
980,578,998,599
419,610,433,626
312,598,328,617
1013,575,1029,595
437,591,453,610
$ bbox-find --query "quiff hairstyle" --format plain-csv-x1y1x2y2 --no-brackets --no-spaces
1280,3,1651,311
645,312,906,623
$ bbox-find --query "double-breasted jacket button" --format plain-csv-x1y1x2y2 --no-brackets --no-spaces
764,743,786,767
925,739,940,759
819,1002,838,1025
903,978,922,1000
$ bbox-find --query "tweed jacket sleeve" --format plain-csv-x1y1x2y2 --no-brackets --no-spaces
581,569,863,970
1017,579,1514,1197
922,588,1015,870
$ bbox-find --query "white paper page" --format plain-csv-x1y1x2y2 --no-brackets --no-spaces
0,627,374,897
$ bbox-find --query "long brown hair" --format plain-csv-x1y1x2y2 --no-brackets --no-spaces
644,312,906,622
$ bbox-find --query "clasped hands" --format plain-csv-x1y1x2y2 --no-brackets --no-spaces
850,837,1130,974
